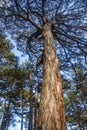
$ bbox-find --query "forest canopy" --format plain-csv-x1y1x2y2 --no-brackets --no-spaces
0,0,87,130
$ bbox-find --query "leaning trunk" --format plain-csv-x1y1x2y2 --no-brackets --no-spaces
36,23,66,130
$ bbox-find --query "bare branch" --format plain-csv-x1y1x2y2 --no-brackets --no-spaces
27,30,42,42
12,0,41,29
26,0,43,18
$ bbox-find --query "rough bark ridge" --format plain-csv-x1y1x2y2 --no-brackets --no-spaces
36,23,66,130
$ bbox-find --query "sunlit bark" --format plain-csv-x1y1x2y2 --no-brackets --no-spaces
36,23,66,130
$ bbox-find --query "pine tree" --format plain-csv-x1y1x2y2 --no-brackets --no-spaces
0,1,87,129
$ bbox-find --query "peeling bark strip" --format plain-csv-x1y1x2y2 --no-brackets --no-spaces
36,23,66,130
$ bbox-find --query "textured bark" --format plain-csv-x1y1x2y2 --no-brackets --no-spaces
36,23,66,130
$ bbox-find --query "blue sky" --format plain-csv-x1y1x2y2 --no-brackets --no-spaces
6,33,29,65
6,33,28,130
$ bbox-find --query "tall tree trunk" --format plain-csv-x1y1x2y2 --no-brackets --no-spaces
36,23,66,130
21,94,23,130
0,80,16,130
34,89,38,130
28,72,33,130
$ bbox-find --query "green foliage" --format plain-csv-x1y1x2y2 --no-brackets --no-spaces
0,0,87,129
0,34,35,129
64,69,87,129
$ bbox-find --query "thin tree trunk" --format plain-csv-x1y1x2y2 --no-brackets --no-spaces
21,94,23,130
0,80,16,130
36,23,66,130
34,89,38,130
28,72,33,130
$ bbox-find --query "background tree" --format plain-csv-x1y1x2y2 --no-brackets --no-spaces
0,32,18,130
0,32,33,130
63,62,87,129
0,0,87,130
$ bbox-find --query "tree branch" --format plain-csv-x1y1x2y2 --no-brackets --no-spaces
13,0,41,29
27,29,42,42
